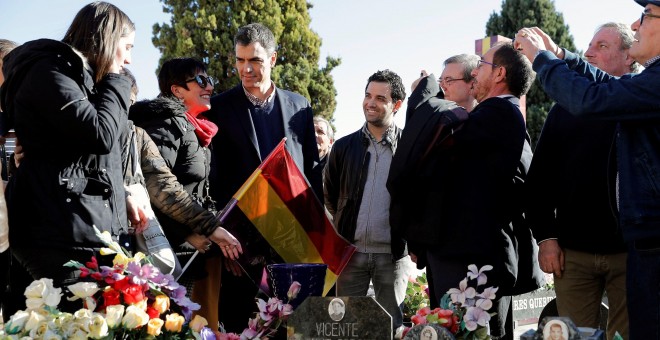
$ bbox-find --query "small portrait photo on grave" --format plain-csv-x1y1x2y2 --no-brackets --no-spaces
420,325,438,340
543,319,569,340
328,298,346,321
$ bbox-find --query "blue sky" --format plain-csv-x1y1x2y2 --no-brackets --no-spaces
0,0,641,138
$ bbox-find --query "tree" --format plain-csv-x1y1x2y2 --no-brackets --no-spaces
152,0,340,121
486,0,576,148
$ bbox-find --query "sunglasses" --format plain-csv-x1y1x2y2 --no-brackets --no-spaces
184,75,216,89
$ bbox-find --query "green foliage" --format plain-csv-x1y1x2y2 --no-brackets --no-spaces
403,272,430,320
152,0,340,120
485,0,577,149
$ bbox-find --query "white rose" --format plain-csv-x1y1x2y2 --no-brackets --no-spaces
28,322,45,339
24,279,62,309
121,305,149,329
62,322,87,339
87,313,109,339
52,313,73,330
4,310,30,334
67,328,88,340
24,310,46,332
67,282,99,299
104,305,125,329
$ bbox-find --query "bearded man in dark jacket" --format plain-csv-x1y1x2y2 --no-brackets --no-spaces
324,69,410,336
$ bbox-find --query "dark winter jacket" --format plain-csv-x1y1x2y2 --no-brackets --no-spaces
526,104,625,254
129,97,213,248
324,124,406,261
534,50,660,243
121,122,220,237
0,39,130,250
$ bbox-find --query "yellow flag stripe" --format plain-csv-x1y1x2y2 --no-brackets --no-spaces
237,173,336,295
482,36,491,56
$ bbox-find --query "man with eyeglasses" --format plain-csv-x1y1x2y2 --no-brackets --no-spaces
205,23,320,333
516,0,660,338
439,54,480,112
525,23,639,340
420,42,536,340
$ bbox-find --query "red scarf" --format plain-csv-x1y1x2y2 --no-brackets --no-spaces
185,111,218,147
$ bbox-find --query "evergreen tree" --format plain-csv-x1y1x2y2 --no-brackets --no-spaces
486,0,576,148
152,0,340,121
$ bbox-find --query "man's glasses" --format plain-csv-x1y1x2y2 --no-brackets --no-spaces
477,59,499,69
185,75,216,89
439,77,466,86
640,11,660,25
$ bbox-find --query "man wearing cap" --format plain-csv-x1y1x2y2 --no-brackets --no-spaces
516,1,660,337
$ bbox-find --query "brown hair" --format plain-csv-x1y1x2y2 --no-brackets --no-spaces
62,1,135,83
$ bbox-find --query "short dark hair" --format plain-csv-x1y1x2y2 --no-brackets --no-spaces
492,43,534,98
158,58,207,98
365,69,406,103
234,23,276,54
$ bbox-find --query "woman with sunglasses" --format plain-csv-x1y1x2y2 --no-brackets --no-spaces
0,2,134,311
129,58,220,295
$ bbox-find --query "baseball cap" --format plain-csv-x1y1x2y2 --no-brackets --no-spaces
636,0,660,7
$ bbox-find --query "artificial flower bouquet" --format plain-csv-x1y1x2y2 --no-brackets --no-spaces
218,281,300,340
405,265,497,340
403,272,430,321
0,226,215,339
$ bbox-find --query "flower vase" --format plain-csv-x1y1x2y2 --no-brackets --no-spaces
266,263,327,309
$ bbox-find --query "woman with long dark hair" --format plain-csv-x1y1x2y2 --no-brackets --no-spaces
0,2,135,301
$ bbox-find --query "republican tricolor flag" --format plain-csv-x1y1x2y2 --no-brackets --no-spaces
218,138,355,295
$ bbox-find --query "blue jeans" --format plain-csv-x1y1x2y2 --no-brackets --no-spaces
336,252,408,329
627,241,660,339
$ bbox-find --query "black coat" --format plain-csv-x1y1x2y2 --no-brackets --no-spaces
526,104,624,253
447,96,543,295
390,76,543,296
0,39,130,250
129,97,212,247
388,75,467,253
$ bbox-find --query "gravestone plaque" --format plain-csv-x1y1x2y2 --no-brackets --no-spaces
287,296,392,340
520,316,583,340
512,288,556,323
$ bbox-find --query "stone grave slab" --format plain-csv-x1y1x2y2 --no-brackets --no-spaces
287,296,392,340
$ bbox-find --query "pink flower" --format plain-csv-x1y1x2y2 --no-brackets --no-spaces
287,281,301,300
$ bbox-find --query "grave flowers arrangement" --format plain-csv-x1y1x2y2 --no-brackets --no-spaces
405,265,496,340
0,226,215,339
403,272,430,321
218,281,300,340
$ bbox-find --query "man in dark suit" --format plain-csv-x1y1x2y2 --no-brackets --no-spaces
424,43,535,340
206,23,319,333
